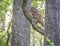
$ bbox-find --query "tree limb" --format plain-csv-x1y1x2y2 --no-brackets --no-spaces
22,0,44,35
22,0,55,45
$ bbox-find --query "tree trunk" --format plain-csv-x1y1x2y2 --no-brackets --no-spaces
45,0,60,46
11,0,31,46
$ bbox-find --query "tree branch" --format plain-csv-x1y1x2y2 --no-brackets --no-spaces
22,0,44,35
22,0,55,45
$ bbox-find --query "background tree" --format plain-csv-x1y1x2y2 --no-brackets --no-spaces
45,0,60,46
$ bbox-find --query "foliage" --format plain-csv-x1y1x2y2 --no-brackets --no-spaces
0,0,13,46
0,0,13,15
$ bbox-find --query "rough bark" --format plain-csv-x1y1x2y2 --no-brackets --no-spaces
11,0,31,46
45,0,60,46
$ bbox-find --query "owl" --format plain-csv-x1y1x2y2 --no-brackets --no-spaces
30,6,44,27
